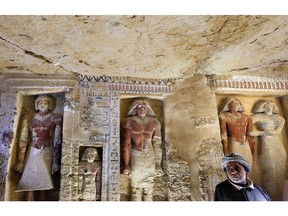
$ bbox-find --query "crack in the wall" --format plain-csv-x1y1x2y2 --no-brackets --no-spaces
262,27,280,36
229,67,249,72
0,36,51,63
269,59,288,65
24,50,52,64
0,35,78,75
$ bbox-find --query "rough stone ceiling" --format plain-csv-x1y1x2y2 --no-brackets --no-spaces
1,15,288,80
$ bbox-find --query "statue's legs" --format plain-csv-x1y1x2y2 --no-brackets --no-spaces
131,186,142,201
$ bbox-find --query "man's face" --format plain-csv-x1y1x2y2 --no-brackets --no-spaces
264,103,273,115
87,152,97,163
228,100,238,112
135,103,147,118
225,162,247,184
38,100,50,112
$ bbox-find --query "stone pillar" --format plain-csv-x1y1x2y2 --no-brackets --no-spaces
164,75,225,201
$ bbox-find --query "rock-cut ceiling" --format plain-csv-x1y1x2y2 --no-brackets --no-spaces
1,15,288,80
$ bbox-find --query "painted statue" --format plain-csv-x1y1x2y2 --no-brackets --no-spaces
218,97,256,165
79,147,102,201
250,100,286,200
14,95,62,201
121,99,163,201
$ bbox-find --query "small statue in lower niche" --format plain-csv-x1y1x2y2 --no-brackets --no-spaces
79,147,102,201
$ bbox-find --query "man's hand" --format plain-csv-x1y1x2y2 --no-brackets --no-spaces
52,163,60,174
155,164,164,176
14,163,24,172
123,168,131,177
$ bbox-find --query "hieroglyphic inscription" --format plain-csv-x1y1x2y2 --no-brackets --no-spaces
108,95,120,201
89,96,110,145
190,117,217,128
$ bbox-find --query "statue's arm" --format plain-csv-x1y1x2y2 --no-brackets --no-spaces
153,120,162,173
52,115,63,174
122,119,132,176
14,115,29,172
219,114,228,155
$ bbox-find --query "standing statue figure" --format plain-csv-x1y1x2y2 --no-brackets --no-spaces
218,97,257,165
79,147,102,201
121,99,163,201
14,95,62,201
250,100,286,200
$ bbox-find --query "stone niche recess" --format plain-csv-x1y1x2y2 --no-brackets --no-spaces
209,75,288,201
7,93,65,201
0,73,76,201
2,74,288,201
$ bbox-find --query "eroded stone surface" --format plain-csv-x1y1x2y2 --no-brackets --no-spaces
1,15,288,79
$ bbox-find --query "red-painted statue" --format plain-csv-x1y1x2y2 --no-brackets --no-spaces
121,99,162,201
218,97,257,165
14,95,62,201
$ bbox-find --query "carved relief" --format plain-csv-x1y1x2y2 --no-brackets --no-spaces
190,117,217,128
196,138,223,201
78,75,175,95
208,75,288,92
59,82,121,201
165,141,190,201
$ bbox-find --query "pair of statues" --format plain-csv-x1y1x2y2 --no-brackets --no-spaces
219,97,286,200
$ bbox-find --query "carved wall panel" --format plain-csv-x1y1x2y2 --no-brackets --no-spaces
3,73,288,201
61,75,175,201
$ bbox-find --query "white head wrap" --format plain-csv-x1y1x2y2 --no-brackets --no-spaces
81,147,99,161
127,98,156,117
252,100,279,114
221,152,251,173
35,95,55,111
220,97,245,113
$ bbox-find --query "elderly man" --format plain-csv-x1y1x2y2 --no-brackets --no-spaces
214,153,271,201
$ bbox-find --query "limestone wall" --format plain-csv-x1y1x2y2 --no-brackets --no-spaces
1,74,288,201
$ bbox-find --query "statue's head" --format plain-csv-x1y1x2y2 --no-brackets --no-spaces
35,95,54,111
220,97,245,113
82,147,99,162
252,100,279,114
127,98,156,117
